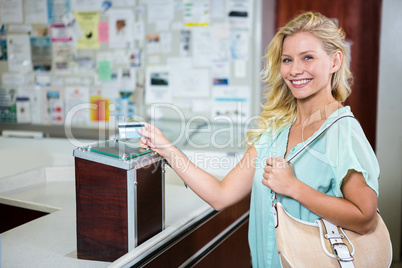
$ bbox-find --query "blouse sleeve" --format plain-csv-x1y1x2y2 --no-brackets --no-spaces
325,117,380,198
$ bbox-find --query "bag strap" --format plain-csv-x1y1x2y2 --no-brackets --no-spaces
321,219,355,267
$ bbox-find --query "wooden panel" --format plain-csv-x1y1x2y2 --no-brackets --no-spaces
274,0,381,149
75,158,129,262
143,194,251,268
193,220,251,268
136,162,163,245
75,157,164,262
0,204,48,233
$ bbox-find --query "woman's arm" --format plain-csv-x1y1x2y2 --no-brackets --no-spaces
263,158,378,234
138,123,256,211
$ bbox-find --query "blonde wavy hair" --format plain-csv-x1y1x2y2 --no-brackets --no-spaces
246,12,353,146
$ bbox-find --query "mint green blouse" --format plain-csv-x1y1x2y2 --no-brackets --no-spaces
248,106,380,267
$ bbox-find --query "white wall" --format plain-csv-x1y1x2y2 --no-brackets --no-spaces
377,0,402,261
0,137,79,179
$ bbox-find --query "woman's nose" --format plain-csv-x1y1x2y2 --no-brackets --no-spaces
289,60,303,76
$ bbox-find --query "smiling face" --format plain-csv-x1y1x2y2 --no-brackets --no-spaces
280,31,341,102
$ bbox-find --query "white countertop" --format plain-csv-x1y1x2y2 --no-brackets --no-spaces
0,136,243,267
0,166,210,268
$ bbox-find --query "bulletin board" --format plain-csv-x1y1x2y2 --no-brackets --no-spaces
0,0,263,134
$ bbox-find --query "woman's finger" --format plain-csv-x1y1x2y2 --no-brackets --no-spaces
144,122,159,135
264,164,274,175
267,157,280,167
137,128,150,138
276,157,288,168
143,122,151,131
261,178,270,188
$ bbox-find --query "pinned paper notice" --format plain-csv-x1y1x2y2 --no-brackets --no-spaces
234,60,246,78
98,61,111,81
98,22,109,42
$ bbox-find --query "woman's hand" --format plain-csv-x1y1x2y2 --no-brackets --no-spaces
262,157,299,197
138,123,173,157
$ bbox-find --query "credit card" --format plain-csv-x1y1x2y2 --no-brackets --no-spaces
118,122,145,139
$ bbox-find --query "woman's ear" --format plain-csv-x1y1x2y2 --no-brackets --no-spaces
330,51,343,74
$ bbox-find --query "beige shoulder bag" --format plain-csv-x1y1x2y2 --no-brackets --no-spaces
272,115,393,268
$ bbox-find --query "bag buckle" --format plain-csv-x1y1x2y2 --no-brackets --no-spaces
332,243,353,262
325,233,344,239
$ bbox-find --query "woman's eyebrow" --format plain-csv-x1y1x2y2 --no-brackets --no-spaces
282,50,317,57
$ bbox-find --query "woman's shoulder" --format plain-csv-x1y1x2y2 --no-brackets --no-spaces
253,124,290,155
325,106,376,161
326,106,366,139
326,106,354,122
323,106,364,134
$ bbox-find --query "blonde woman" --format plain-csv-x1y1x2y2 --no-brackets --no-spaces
139,12,379,267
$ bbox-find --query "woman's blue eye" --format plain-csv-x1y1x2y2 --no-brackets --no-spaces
282,58,291,63
304,56,313,60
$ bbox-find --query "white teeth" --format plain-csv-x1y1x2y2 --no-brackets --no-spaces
292,79,311,85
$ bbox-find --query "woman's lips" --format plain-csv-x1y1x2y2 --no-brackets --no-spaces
290,79,312,88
